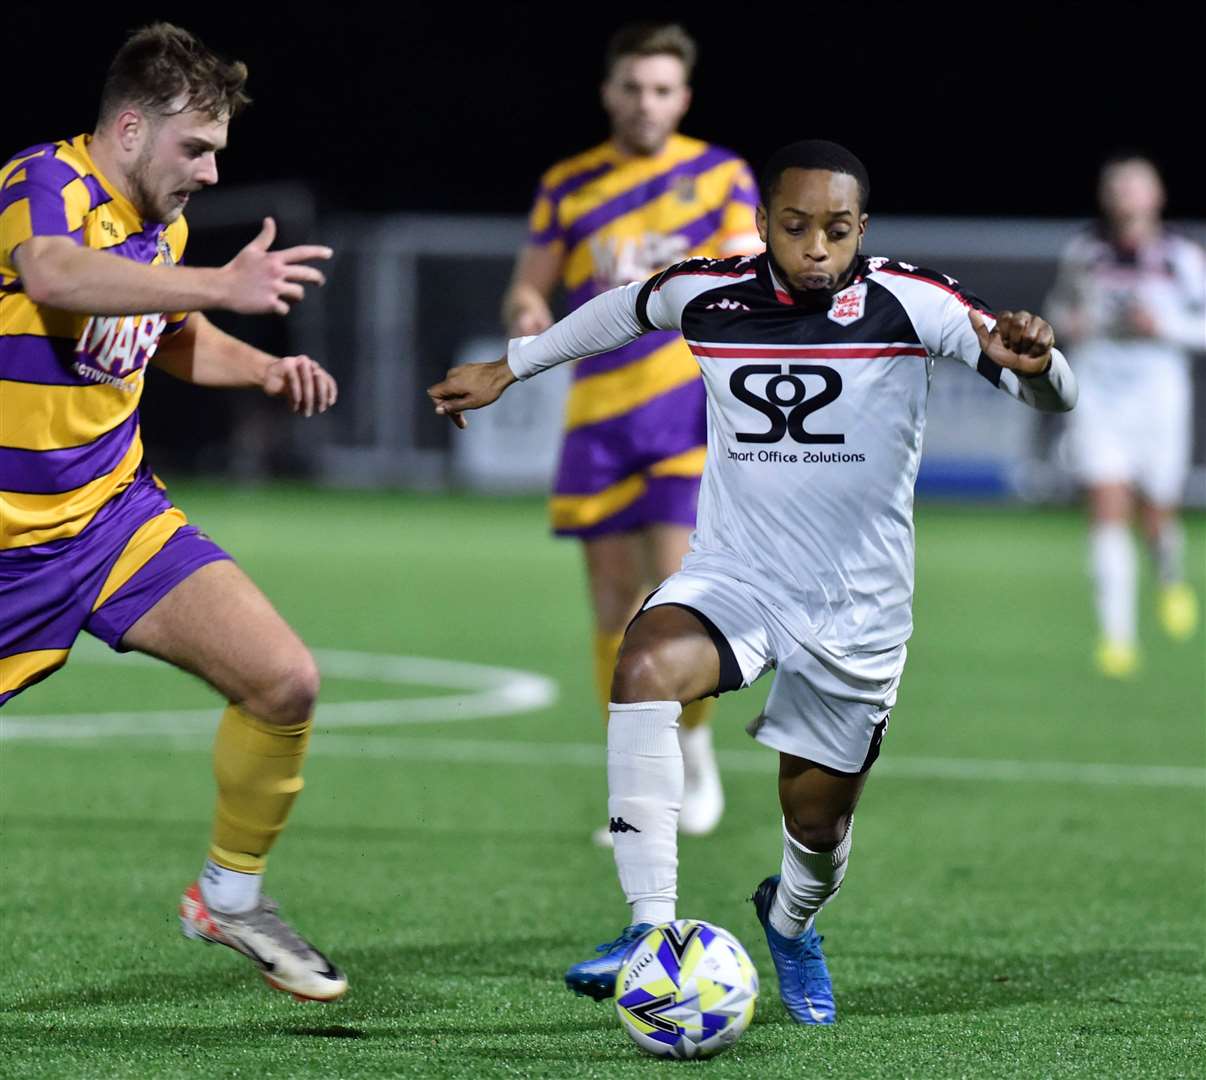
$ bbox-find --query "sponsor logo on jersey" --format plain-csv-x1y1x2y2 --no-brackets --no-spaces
730,363,845,444
828,282,866,326
73,312,168,388
591,233,691,288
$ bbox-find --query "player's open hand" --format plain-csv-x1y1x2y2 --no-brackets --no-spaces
223,218,333,316
427,358,517,429
264,354,338,416
969,309,1054,376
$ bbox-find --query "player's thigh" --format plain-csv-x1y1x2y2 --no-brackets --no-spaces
119,559,317,714
614,604,722,704
583,532,653,632
616,568,776,705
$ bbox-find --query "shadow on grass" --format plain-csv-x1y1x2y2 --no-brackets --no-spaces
1,934,579,1017
831,946,1204,1020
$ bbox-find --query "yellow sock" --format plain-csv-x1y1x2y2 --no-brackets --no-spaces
681,697,715,731
593,631,625,722
209,704,311,874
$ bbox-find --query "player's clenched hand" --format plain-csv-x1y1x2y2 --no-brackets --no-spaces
222,217,332,316
427,358,517,429
969,309,1054,376
263,355,338,416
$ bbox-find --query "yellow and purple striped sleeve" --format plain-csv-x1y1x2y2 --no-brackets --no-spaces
0,151,91,269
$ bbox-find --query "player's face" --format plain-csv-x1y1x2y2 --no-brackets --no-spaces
602,54,691,156
128,109,227,224
756,169,867,293
1099,160,1164,226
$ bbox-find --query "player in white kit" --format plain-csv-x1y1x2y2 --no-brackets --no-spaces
1047,156,1205,677
429,141,1078,1024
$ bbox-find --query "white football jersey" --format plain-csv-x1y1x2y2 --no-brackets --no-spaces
509,252,1077,674
1048,228,1205,388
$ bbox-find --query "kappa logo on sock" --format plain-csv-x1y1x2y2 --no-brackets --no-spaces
609,817,641,834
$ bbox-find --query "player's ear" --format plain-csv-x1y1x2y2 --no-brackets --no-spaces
755,204,768,245
857,213,869,245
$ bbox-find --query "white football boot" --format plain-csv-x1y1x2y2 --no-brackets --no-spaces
179,882,348,1001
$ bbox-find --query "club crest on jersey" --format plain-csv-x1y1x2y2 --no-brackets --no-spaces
672,175,697,203
828,282,866,326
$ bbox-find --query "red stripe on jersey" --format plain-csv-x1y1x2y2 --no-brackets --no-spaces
689,344,928,360
874,267,992,316
653,268,757,292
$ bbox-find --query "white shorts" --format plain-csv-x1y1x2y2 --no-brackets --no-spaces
1065,360,1192,505
642,567,906,774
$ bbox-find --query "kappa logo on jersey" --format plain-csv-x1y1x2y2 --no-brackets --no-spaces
729,364,845,444
706,298,750,311
828,282,866,326
73,312,168,389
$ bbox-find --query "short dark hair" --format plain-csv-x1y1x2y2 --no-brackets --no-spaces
604,23,697,79
98,23,250,126
759,140,870,213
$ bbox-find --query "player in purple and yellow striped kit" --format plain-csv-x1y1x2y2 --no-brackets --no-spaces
0,24,346,1002
503,24,760,842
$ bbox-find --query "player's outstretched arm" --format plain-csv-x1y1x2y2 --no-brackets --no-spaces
13,217,330,318
152,312,337,416
429,279,651,429
428,359,517,429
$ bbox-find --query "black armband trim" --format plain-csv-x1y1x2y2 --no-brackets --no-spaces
976,352,1004,387
635,274,661,332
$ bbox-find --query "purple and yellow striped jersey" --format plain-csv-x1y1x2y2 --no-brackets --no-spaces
528,134,759,533
0,135,189,550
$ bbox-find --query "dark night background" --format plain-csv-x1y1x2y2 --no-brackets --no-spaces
5,2,1203,220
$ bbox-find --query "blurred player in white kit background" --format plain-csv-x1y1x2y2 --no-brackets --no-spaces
1047,155,1205,676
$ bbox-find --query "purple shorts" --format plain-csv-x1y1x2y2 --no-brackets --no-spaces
0,467,231,706
551,374,706,540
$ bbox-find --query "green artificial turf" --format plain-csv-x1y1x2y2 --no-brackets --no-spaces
1,487,1203,1078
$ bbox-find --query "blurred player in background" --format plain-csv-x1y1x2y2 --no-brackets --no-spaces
0,24,346,1000
1047,156,1205,677
431,139,1078,1024
502,23,762,842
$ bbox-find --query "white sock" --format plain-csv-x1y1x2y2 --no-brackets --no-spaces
200,859,262,914
768,818,852,939
1090,523,1137,644
1151,521,1185,586
607,700,683,927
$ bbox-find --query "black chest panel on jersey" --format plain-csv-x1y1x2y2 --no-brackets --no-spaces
676,255,924,349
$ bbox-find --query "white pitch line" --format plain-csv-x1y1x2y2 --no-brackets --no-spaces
3,641,1201,790
0,646,558,738
5,730,1202,790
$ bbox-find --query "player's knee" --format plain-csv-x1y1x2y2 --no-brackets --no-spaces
244,649,321,726
611,644,678,704
785,810,851,853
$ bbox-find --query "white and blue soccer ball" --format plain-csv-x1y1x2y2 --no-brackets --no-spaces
614,919,758,1060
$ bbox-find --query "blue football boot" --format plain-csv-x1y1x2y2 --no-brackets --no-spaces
564,922,654,1000
751,875,836,1024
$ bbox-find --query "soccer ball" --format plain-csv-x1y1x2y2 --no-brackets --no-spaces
614,920,758,1060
